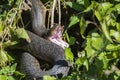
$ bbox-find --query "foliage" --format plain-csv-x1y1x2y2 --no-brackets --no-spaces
64,0,120,80
0,63,25,80
0,0,28,80
1,0,120,80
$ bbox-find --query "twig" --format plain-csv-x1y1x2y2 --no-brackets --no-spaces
58,0,61,25
47,10,51,28
51,0,57,28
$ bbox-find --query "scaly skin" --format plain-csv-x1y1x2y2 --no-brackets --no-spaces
18,31,70,80
16,0,70,79
30,0,48,37
20,52,69,80
20,31,66,63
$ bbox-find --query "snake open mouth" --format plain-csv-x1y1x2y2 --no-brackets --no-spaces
48,25,69,49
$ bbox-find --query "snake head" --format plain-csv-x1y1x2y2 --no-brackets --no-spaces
48,25,69,49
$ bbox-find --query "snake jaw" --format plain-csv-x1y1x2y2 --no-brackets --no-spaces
48,25,69,49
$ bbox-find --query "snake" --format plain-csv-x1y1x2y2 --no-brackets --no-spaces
14,0,70,80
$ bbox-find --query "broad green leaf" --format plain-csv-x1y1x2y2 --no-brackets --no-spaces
7,76,15,80
0,66,9,75
101,21,113,43
83,59,88,70
75,57,86,67
0,22,5,33
80,17,90,38
76,0,84,5
116,23,120,32
65,48,74,61
95,10,102,21
98,52,109,69
105,14,116,27
115,0,120,2
106,44,120,51
84,0,90,8
10,63,17,72
9,27,19,40
7,53,14,61
8,0,14,6
16,28,31,43
66,2,85,11
0,75,7,80
76,0,90,8
110,30,120,42
83,1,98,12
69,36,76,45
99,2,113,16
43,75,56,80
4,40,19,48
85,33,104,58
115,4,120,14
106,51,118,59
101,3,113,11
91,33,104,50
0,48,8,67
85,34,96,58
0,22,5,38
102,55,109,69
14,71,25,80
68,16,79,28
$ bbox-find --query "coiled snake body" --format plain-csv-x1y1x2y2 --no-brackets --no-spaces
16,0,70,80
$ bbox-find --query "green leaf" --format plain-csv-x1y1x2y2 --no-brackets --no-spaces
0,22,5,38
84,0,90,8
83,1,98,12
101,21,113,43
99,2,113,16
105,14,116,27
10,63,17,72
106,44,120,51
4,40,19,48
69,36,76,45
115,3,120,14
66,2,85,11
65,32,70,43
75,57,86,67
91,33,104,50
110,30,120,42
0,22,5,33
95,10,102,21
0,48,8,67
76,0,84,5
76,0,90,8
14,71,25,79
97,52,109,69
65,48,74,61
15,28,31,43
101,3,113,11
85,35,95,58
68,16,79,28
85,33,104,58
116,23,120,32
106,51,118,59
0,66,10,75
43,75,56,80
83,59,89,70
115,0,120,2
7,76,15,80
80,17,90,38
0,75,7,80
